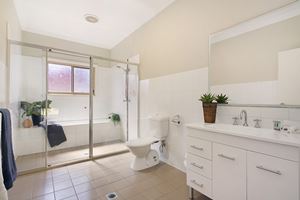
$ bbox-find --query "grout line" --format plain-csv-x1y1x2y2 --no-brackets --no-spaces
51,170,56,200
67,168,79,200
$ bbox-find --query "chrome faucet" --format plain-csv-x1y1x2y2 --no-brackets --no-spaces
240,110,248,127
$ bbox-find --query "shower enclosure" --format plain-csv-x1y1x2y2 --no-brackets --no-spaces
7,40,139,173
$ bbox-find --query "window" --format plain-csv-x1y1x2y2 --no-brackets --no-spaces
74,67,90,93
48,63,91,94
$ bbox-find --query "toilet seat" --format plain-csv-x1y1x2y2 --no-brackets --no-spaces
126,136,159,147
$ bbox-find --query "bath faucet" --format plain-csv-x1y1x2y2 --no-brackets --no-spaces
240,110,248,127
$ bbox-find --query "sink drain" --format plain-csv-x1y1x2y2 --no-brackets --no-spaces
106,192,118,200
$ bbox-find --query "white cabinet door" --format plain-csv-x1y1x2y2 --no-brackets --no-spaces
213,143,246,200
247,151,299,200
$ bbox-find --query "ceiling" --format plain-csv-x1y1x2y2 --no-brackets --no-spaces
13,0,175,49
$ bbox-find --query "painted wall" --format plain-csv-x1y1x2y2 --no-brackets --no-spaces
0,0,22,106
111,0,294,80
22,31,110,58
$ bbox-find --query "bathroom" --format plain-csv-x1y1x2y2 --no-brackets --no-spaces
1,0,300,200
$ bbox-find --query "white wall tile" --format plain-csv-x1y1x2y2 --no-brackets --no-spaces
140,68,208,171
260,108,289,120
288,109,300,121
211,80,279,104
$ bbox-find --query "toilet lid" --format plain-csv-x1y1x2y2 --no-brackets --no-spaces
126,136,158,147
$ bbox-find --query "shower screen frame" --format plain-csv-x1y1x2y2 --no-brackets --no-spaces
7,39,140,174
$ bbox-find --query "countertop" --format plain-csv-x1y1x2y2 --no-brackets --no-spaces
185,123,300,147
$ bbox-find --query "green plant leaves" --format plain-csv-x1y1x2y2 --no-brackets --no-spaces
199,93,229,104
199,93,216,103
20,100,52,117
108,113,121,126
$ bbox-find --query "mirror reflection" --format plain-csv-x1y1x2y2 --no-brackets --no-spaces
209,8,300,105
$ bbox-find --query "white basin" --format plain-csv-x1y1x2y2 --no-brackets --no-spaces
203,123,277,135
185,123,300,147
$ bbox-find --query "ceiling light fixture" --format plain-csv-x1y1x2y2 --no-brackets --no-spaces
84,14,99,23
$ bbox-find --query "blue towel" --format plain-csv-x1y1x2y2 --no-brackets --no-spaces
0,109,17,190
43,124,67,147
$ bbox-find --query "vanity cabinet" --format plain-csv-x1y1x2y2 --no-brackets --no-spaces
185,124,300,200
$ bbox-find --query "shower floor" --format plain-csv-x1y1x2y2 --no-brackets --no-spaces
16,141,129,173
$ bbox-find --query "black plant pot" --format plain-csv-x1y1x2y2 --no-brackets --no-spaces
31,114,44,126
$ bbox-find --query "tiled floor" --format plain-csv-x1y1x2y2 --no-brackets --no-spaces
16,142,129,172
9,152,209,200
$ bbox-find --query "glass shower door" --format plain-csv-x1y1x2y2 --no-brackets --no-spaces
46,50,91,167
91,58,139,158
9,44,47,173
91,59,129,158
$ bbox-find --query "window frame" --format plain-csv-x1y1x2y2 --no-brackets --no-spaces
47,61,95,95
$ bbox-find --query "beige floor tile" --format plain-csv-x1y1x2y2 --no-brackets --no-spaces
118,185,142,199
109,179,131,190
32,193,55,200
74,182,93,194
104,173,123,184
72,175,91,186
62,196,79,200
55,187,76,200
8,193,32,200
53,175,71,185
54,179,73,191
77,189,99,200
142,187,164,200
11,152,194,200
91,177,108,188
32,183,54,197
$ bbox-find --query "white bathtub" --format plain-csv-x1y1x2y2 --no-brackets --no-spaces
14,119,124,157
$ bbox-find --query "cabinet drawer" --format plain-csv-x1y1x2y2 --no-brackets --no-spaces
186,137,212,160
247,151,299,200
187,170,212,198
187,153,212,179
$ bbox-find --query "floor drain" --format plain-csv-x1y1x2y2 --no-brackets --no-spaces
106,192,118,200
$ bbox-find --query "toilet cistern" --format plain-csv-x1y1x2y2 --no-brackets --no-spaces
240,110,248,127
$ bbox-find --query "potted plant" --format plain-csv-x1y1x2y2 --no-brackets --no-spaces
20,101,34,128
31,100,52,126
108,113,121,125
199,93,217,123
216,93,229,104
20,100,52,127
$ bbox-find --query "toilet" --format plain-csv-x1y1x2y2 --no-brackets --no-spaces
126,115,169,171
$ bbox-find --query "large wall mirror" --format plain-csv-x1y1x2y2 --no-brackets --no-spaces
209,1,300,106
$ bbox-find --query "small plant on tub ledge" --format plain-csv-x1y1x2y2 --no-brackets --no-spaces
199,93,217,123
108,113,121,126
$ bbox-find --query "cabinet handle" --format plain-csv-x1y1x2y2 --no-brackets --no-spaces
191,162,204,169
256,165,282,175
218,154,235,161
191,145,204,151
191,180,203,188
